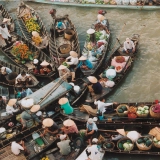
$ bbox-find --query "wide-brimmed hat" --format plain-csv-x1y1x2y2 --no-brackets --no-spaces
58,65,67,70
87,28,95,34
1,67,6,74
33,59,38,64
88,118,93,124
116,129,126,136
79,56,87,61
70,51,78,58
40,60,49,66
42,118,54,127
63,119,75,127
7,99,17,106
21,98,34,109
3,18,10,23
30,105,40,113
57,22,62,28
58,97,68,105
60,134,67,140
92,138,98,143
97,14,105,21
32,31,39,37
87,76,98,83
126,38,130,43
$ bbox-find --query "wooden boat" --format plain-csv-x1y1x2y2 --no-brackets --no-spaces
16,1,49,50
84,34,140,103
49,13,80,60
0,60,39,88
80,15,110,76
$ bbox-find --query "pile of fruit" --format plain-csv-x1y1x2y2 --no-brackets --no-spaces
128,106,137,118
25,18,40,33
41,156,49,160
115,56,125,63
136,137,152,148
118,139,133,151
117,105,128,114
103,142,114,150
136,106,149,116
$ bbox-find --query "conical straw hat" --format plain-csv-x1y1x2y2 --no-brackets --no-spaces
30,105,40,113
40,60,49,66
87,76,98,83
70,51,78,58
79,56,87,61
7,99,17,106
58,97,68,105
87,28,95,34
32,31,39,37
63,119,75,127
58,65,67,70
97,14,105,21
43,118,54,127
116,129,126,136
21,98,34,109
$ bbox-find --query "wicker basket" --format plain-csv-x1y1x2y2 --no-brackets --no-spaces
136,106,149,118
150,105,160,119
117,137,134,151
103,141,115,151
59,44,71,54
64,29,75,41
153,141,160,148
116,104,129,117
136,136,153,151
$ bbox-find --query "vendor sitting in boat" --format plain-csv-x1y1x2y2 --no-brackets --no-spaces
6,99,19,115
3,18,12,32
77,56,93,70
58,65,71,82
96,14,107,26
32,59,42,74
40,60,52,75
0,66,12,82
41,118,59,137
32,31,42,46
55,21,66,37
15,71,32,86
123,38,135,54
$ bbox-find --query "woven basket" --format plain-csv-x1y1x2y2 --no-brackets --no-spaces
136,136,153,151
103,141,115,151
117,137,134,151
153,141,160,148
59,44,71,54
116,104,129,117
150,105,160,119
64,29,75,41
136,106,149,118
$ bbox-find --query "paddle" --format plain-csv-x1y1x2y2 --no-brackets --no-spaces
98,129,118,133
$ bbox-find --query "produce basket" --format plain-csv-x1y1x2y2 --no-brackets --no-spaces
117,138,134,151
116,104,129,117
64,29,75,41
136,136,153,151
150,105,160,119
59,44,71,54
153,135,160,148
136,105,150,118
103,141,115,151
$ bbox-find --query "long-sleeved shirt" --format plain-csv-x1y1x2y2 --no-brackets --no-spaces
77,60,93,69
6,105,19,114
66,56,79,65
11,141,24,155
87,145,102,160
123,40,135,51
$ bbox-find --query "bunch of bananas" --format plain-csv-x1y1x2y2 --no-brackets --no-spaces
25,18,40,33
41,156,49,160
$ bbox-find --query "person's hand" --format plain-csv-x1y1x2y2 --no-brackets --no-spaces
85,132,88,136
126,50,128,53
133,48,135,53
40,134,44,137
113,102,118,105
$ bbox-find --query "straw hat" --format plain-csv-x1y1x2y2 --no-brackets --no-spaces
32,31,39,37
1,67,6,74
30,105,40,113
97,14,105,21
126,38,130,43
33,59,38,64
87,76,98,83
21,98,34,109
116,129,126,136
92,138,98,143
60,134,67,140
58,97,68,105
58,65,67,70
79,56,87,61
87,28,95,34
3,18,10,23
88,118,93,124
40,60,50,66
63,119,75,127
70,51,78,58
7,99,17,106
42,118,54,127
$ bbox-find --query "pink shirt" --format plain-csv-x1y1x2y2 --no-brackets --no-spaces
64,124,78,134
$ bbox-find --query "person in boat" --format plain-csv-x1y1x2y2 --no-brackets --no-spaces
58,65,71,82
41,118,59,137
32,31,42,46
2,18,12,32
0,66,12,82
66,51,79,82
20,105,41,130
49,8,56,19
57,134,71,156
6,99,19,115
55,21,66,37
15,71,32,86
11,138,29,156
0,96,6,109
123,38,135,54
0,22,12,46
77,56,93,70
40,60,52,75
21,87,33,98
59,97,74,115
96,14,107,26
32,58,42,74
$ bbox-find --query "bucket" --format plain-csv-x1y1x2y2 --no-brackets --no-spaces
64,29,75,41
0,127,6,139
74,85,80,94
59,44,71,54
5,72,18,85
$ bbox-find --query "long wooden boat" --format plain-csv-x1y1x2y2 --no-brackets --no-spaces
84,34,140,103
16,1,49,50
80,15,110,76
0,60,39,88
49,13,80,59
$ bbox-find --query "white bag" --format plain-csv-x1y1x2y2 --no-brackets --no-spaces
21,98,34,109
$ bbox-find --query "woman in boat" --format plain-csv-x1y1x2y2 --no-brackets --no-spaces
123,38,135,54
77,56,93,70
41,118,59,137
6,99,19,115
2,18,12,32
32,59,42,74
58,65,71,82
66,51,79,82
40,60,52,75
55,21,66,37
0,66,12,82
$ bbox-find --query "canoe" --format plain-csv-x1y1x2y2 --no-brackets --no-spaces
16,1,49,50
49,14,80,59
0,60,39,88
80,15,110,76
84,34,140,103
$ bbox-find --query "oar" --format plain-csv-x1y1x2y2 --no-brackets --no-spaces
98,129,118,133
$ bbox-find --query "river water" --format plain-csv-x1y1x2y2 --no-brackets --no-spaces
1,1,160,159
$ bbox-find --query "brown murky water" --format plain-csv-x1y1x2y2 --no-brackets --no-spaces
1,1,160,159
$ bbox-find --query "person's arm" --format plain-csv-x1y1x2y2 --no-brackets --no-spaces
18,143,24,151
123,42,127,51
131,41,135,51
94,99,98,105
104,102,113,107
66,56,71,60
77,61,82,68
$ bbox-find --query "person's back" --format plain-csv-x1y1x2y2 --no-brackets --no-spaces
11,141,24,155
57,139,71,155
92,82,103,94
61,101,73,115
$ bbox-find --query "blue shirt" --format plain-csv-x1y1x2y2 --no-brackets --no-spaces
92,82,103,94
21,88,33,98
77,60,93,69
86,122,98,131
5,67,12,74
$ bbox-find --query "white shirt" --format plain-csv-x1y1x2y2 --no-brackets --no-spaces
123,40,135,51
0,24,11,39
15,73,31,84
87,145,102,160
6,105,19,114
66,56,79,65
94,100,113,114
11,141,24,155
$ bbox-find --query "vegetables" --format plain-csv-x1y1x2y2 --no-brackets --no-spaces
117,105,128,113
136,105,149,116
123,142,133,151
136,137,152,147
115,56,125,63
118,139,133,151
32,35,42,46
